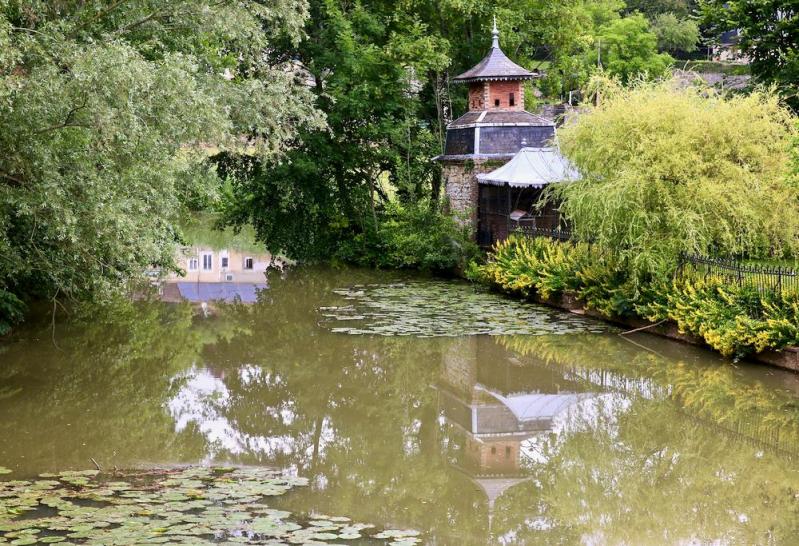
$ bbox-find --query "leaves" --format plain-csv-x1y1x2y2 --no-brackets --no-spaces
0,466,419,545
553,79,799,280
321,277,610,336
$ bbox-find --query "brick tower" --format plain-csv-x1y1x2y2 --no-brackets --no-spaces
437,19,555,233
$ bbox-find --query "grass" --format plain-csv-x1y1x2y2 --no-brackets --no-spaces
179,212,266,253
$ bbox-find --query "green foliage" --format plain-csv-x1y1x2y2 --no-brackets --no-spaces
476,235,799,357
651,12,700,52
638,278,799,358
0,1,323,330
334,201,478,273
179,212,264,253
552,79,799,281
588,14,674,82
0,289,24,336
701,0,799,107
626,0,696,18
475,235,637,315
478,235,592,300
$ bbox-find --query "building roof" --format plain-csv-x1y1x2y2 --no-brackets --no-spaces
449,110,554,129
453,21,537,83
477,147,579,188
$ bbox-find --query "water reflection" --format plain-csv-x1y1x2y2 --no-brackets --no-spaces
2,267,799,544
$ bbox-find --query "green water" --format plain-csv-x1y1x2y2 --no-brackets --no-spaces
2,266,799,545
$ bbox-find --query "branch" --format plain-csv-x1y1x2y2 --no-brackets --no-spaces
0,170,24,187
34,98,90,134
68,0,130,36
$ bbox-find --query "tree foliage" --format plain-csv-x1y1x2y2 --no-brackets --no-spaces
589,14,674,81
701,0,799,106
651,12,700,52
552,78,799,278
0,0,323,326
221,0,672,261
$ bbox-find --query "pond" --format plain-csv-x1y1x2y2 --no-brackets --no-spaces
2,266,799,544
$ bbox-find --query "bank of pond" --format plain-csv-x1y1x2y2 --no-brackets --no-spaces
471,235,799,370
2,266,799,544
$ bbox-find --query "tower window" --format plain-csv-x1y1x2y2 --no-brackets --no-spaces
494,98,500,107
509,93,515,107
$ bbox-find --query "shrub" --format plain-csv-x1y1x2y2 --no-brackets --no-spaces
638,278,799,358
334,201,479,273
476,235,799,359
0,290,25,336
551,79,799,282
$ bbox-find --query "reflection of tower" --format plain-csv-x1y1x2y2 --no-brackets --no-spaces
438,336,590,531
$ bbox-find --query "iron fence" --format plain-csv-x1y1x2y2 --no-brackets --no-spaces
516,225,574,242
678,253,799,294
512,229,799,295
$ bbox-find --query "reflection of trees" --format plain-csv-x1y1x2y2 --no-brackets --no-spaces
178,268,491,543
0,297,235,474
4,268,799,544
493,399,799,544
498,333,799,454
492,334,799,543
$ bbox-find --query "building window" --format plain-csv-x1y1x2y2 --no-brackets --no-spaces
491,446,497,455
494,98,500,107
244,257,254,270
188,258,199,272
509,93,515,107
221,256,229,269
505,446,512,458
202,253,212,271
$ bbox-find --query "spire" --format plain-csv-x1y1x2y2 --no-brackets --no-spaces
492,15,499,48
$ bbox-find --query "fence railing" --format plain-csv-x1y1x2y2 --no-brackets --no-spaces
678,253,798,294
516,225,574,242
512,228,798,295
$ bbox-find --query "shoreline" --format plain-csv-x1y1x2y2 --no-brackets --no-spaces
503,288,799,373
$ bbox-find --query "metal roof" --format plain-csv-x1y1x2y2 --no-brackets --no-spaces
477,147,579,188
453,21,536,83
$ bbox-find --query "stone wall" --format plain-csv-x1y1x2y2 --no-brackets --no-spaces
442,159,499,233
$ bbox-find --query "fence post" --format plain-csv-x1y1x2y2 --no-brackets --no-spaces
777,267,783,293
737,260,743,288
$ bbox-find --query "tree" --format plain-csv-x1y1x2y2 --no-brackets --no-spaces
588,14,674,82
651,12,700,52
701,0,799,106
551,77,799,279
0,0,323,331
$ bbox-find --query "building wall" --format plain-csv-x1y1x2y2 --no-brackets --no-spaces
170,248,272,283
443,159,499,233
468,83,487,111
487,81,524,111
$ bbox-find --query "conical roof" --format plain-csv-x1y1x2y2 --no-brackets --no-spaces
453,20,536,83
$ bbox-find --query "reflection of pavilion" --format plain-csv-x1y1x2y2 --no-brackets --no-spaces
437,337,592,523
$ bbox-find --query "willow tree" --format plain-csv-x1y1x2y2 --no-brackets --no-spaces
0,0,324,332
551,77,799,279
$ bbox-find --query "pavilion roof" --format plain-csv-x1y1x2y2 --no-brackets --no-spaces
453,21,537,83
477,147,579,188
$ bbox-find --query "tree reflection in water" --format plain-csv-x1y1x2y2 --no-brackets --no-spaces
2,267,799,544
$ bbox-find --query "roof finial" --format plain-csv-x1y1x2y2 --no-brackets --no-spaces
492,15,499,48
